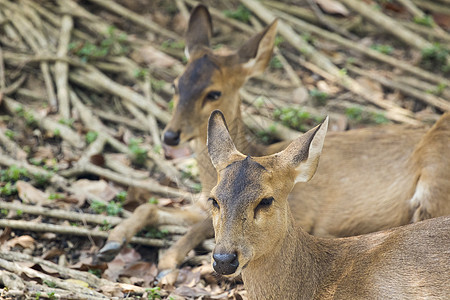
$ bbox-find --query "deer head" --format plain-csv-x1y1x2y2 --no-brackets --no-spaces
206,110,328,277
162,5,278,147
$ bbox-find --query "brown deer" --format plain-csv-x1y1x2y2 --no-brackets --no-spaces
207,110,450,300
98,4,450,274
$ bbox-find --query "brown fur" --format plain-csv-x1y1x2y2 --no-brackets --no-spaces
208,111,450,300
100,5,450,271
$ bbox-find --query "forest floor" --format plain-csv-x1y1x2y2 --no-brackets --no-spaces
0,0,449,299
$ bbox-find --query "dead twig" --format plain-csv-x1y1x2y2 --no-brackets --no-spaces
0,219,172,247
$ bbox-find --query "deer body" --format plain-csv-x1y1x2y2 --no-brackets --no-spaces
207,110,450,300
99,4,450,271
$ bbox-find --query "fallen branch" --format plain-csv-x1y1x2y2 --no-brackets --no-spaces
0,257,108,299
347,64,450,112
340,0,432,50
0,219,172,247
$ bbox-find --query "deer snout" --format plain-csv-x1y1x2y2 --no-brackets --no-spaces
163,129,181,146
212,252,239,275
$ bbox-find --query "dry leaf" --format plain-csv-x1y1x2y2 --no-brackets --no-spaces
16,181,49,205
72,179,118,202
315,0,349,16
7,235,35,249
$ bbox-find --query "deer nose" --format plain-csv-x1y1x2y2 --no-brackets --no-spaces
213,252,239,275
163,130,180,146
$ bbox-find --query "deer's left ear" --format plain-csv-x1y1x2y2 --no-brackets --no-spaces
276,116,328,183
185,4,213,59
207,110,242,170
237,19,278,78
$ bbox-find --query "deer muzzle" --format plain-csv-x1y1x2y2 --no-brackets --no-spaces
212,252,239,275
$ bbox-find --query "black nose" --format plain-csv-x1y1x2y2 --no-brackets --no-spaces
163,130,180,146
213,252,239,275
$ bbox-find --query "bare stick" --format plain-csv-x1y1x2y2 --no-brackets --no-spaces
0,129,27,160
0,219,171,247
275,9,450,87
3,97,85,148
55,14,73,119
0,257,107,299
346,65,450,112
85,0,180,40
340,0,431,50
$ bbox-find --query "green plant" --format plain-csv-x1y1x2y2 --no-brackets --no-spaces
85,131,98,144
0,208,8,215
427,82,447,96
414,15,434,27
88,268,102,278
90,200,122,216
0,182,17,196
150,79,165,92
224,5,251,23
58,118,75,127
70,26,129,62
53,128,60,137
47,292,56,300
100,220,112,231
134,68,149,80
32,172,52,188
128,138,148,166
421,43,450,73
35,292,41,300
1,165,28,182
270,56,283,69
345,106,389,124
273,108,314,132
144,227,168,239
106,201,122,216
115,191,127,203
43,280,57,288
48,193,63,200
161,40,185,50
309,89,329,106
370,44,393,55
274,36,284,47
91,200,107,214
146,286,162,299
4,129,15,140
256,124,277,145
148,197,158,205
16,209,23,217
192,183,202,193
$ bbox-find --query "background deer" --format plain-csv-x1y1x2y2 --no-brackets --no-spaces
207,110,450,300
98,5,450,274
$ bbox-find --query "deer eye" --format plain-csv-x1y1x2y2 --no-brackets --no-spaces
256,197,274,211
206,91,221,101
208,197,220,209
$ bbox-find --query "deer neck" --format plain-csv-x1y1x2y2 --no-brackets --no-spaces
242,215,336,300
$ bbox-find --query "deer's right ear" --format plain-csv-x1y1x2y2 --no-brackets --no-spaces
185,5,212,59
207,110,240,169
237,19,278,78
277,117,328,183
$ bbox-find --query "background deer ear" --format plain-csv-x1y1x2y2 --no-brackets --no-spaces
237,19,278,78
185,5,212,59
278,117,328,183
207,110,240,169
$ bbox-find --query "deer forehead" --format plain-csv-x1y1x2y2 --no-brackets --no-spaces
215,156,271,208
177,54,220,107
